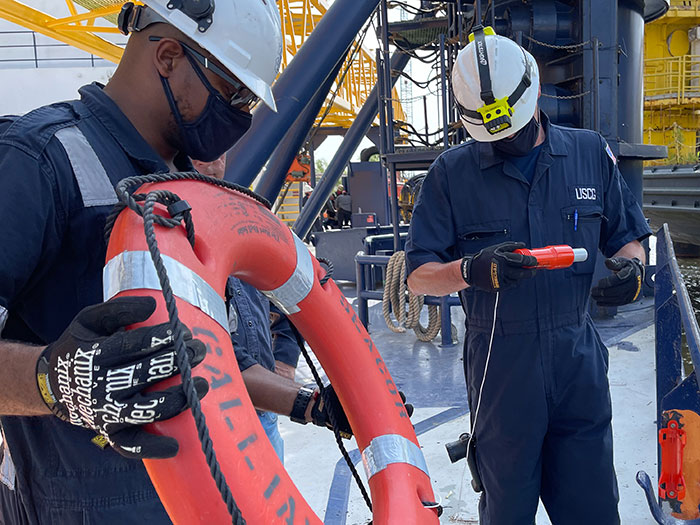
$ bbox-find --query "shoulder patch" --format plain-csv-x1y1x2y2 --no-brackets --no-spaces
604,141,617,165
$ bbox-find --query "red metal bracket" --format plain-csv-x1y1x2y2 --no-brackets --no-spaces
659,419,687,501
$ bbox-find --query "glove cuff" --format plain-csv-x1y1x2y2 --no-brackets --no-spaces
631,257,645,301
35,348,61,417
460,256,473,285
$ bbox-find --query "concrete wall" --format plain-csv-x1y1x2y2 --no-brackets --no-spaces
0,67,114,115
0,67,115,115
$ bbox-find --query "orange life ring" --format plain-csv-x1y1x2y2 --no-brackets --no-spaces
104,180,438,524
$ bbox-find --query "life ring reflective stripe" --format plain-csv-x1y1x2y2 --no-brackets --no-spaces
103,250,229,331
104,180,438,524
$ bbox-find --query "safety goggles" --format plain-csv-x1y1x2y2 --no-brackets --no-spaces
149,36,260,110
456,26,532,135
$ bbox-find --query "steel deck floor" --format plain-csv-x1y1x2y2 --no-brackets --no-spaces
282,290,658,524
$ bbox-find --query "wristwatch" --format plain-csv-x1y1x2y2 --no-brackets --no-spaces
289,385,318,424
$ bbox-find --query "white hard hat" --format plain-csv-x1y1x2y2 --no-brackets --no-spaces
452,26,539,142
121,1,282,111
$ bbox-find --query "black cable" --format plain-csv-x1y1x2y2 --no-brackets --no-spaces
292,328,373,512
391,39,441,62
106,172,269,244
481,0,493,25
106,172,275,524
143,191,244,525
396,69,439,89
398,121,447,138
317,257,335,286
387,1,444,15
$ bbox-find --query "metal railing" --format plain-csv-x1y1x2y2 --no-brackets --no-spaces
0,29,120,68
644,55,700,104
637,223,700,524
654,223,700,429
667,0,700,16
354,251,461,347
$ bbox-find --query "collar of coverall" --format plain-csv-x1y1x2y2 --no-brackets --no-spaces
78,82,193,174
477,111,567,170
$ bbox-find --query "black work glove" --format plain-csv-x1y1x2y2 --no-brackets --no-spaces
36,296,209,459
460,241,538,292
591,257,645,306
310,385,414,440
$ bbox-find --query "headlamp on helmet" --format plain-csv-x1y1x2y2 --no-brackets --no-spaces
456,26,532,136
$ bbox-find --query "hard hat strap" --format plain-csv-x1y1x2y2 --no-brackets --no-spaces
118,3,167,36
473,26,496,106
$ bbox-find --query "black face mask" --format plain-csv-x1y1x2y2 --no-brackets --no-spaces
160,53,252,162
493,112,541,157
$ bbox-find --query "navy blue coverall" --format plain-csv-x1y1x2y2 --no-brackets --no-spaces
0,83,190,524
227,277,301,461
405,113,651,525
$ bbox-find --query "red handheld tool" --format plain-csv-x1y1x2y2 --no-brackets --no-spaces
514,245,588,269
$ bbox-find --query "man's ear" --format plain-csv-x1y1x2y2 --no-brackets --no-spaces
153,38,185,78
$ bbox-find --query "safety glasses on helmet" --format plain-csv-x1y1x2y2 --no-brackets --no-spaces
149,35,260,110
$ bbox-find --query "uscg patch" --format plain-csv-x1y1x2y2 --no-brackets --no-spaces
569,184,601,203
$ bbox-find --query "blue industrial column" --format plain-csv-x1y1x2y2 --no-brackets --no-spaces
293,50,411,240
224,0,380,187
254,52,347,203
616,0,646,204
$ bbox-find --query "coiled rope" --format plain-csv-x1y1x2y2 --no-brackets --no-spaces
382,251,442,342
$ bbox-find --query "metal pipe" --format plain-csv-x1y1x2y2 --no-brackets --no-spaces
423,95,429,144
381,0,395,156
592,37,600,132
440,33,449,150
440,295,454,347
224,0,380,186
355,251,370,328
309,148,316,189
293,50,412,239
379,0,402,252
254,52,347,203
376,48,388,160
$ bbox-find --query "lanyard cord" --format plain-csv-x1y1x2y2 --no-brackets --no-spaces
466,291,500,462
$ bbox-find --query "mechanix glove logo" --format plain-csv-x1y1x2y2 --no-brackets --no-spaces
461,242,537,293
36,296,209,459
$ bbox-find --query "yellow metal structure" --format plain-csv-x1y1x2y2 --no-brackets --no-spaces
0,1,124,62
644,0,700,164
0,0,404,128
279,0,405,126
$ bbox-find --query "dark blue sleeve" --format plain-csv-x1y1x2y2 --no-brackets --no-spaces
230,324,258,372
404,156,458,275
598,136,652,258
228,279,274,372
270,304,301,368
0,143,64,315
